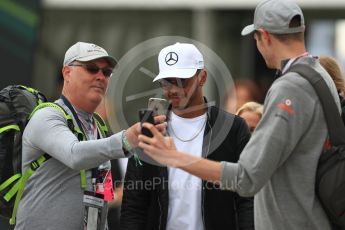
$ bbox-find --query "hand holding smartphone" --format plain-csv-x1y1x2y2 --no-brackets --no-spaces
139,98,168,137
138,109,155,137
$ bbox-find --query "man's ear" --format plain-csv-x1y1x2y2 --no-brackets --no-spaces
257,28,271,44
262,29,272,44
198,70,207,86
62,66,71,82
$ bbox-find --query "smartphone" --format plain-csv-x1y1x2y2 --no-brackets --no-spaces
148,98,168,116
138,109,155,137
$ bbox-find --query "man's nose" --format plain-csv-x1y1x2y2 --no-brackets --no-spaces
95,71,108,80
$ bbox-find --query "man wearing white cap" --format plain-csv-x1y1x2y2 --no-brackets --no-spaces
14,42,166,230
120,43,254,230
137,1,341,230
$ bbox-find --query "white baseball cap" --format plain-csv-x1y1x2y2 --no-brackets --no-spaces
63,42,117,68
241,0,305,36
153,43,204,82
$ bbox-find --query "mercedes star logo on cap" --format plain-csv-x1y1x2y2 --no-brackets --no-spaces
165,52,178,66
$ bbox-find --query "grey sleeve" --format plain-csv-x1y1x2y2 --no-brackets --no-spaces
23,107,127,170
220,76,316,196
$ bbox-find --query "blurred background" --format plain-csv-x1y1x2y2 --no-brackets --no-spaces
1,0,345,229
1,0,345,109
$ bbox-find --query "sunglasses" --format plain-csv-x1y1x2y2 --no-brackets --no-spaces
68,63,113,77
158,77,193,89
158,70,202,89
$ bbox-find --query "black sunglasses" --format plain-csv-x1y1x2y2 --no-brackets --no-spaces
68,63,113,77
158,78,190,89
158,70,202,89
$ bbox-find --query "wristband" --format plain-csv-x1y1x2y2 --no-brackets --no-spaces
122,130,133,152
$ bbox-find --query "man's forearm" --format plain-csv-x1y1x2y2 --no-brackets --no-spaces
177,152,222,184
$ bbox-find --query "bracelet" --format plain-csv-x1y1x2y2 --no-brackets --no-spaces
122,130,133,152
134,153,143,166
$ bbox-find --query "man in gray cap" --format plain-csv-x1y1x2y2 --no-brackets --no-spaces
137,1,340,230
14,41,166,230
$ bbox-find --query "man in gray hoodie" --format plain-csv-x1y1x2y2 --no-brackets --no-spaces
138,0,340,230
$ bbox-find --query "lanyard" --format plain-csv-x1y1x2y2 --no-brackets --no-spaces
60,95,92,189
60,95,106,192
60,95,85,135
60,95,99,139
60,95,110,194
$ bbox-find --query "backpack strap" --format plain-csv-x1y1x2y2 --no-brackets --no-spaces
288,64,345,145
30,102,87,187
93,112,109,138
0,124,20,134
18,85,47,104
9,154,49,225
30,102,86,142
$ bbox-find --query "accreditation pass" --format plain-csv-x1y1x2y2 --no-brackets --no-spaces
83,191,107,230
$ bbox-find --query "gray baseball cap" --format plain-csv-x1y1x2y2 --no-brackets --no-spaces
241,0,305,36
63,42,117,67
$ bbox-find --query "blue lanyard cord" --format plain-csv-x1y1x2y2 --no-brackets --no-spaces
60,95,86,134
